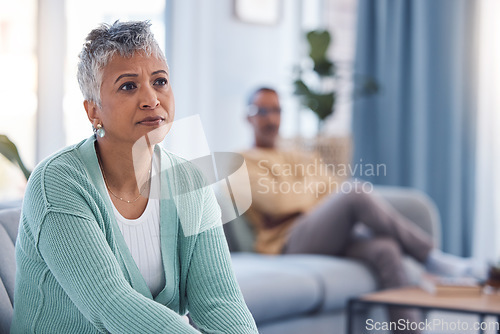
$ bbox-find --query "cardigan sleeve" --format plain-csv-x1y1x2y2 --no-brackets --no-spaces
37,210,200,334
185,186,258,334
186,226,258,334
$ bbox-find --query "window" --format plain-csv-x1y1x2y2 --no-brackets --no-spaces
0,0,37,199
0,0,167,200
64,0,166,145
323,0,358,136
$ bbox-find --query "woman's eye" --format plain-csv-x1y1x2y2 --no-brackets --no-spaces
120,82,137,91
154,78,168,86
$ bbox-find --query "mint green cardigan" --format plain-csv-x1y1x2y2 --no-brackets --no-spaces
11,136,258,333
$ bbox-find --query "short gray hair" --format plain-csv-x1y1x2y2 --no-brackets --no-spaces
77,20,167,106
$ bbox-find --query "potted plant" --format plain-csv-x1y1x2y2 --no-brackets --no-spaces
293,29,378,129
290,29,378,169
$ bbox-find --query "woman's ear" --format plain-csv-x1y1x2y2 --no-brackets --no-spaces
84,100,99,126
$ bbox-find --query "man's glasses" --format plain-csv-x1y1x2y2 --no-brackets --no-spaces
247,105,281,117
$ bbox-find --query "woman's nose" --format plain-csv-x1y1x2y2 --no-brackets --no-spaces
140,85,160,109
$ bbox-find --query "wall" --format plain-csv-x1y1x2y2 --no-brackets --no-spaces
167,0,306,153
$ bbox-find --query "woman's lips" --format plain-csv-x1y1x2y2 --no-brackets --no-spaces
138,117,165,126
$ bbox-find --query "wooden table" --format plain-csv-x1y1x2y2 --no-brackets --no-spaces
347,287,500,333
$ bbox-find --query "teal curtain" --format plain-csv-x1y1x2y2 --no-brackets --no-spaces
352,0,478,256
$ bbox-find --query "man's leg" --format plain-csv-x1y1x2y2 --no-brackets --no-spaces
283,184,433,262
345,237,421,334
346,237,408,289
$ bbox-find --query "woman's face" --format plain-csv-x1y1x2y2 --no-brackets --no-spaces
87,52,175,146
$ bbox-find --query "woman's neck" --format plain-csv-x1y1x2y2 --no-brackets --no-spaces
95,139,153,196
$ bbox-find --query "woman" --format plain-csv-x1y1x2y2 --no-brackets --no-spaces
11,21,258,333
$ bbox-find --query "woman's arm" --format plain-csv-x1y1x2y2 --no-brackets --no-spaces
186,226,258,334
38,210,200,334
185,187,258,334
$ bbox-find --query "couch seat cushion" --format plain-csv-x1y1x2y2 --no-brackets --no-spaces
231,253,425,322
231,253,324,324
277,254,377,311
278,254,424,311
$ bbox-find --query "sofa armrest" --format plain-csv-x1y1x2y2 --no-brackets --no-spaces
223,216,256,253
0,208,21,244
0,199,22,211
374,186,441,249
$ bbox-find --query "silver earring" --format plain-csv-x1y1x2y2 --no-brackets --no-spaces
95,123,105,138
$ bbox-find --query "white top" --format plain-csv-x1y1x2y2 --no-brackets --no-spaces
109,154,165,297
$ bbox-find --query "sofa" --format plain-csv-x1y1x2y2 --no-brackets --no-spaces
0,186,440,333
0,206,20,333
223,186,441,334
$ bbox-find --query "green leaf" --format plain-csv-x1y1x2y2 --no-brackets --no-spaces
307,30,333,76
307,30,330,62
0,135,31,180
306,92,335,120
293,79,311,96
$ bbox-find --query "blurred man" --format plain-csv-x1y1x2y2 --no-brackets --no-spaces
239,87,480,334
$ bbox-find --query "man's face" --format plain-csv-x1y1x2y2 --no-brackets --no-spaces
247,90,281,148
